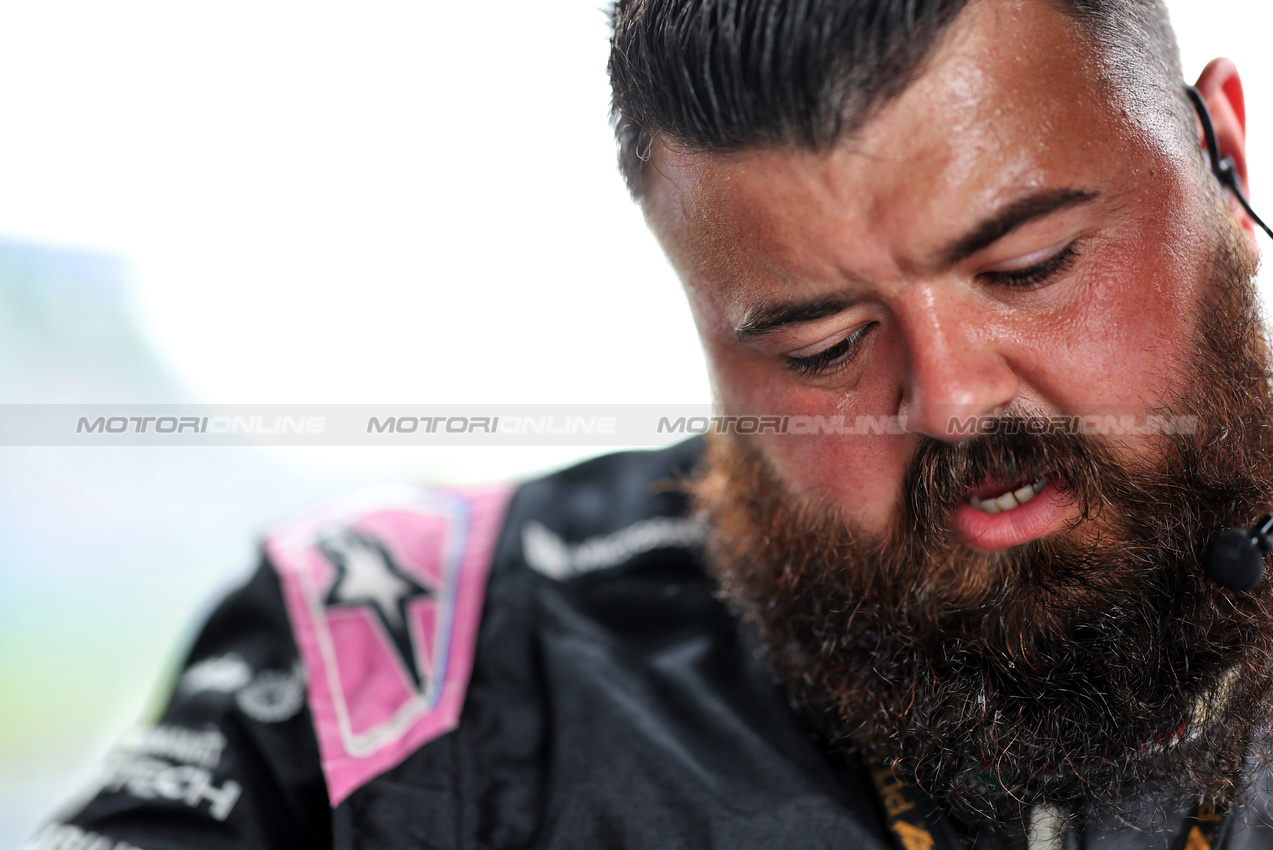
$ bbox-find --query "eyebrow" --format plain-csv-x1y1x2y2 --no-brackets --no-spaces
733,187,1099,341
938,187,1099,266
734,296,858,341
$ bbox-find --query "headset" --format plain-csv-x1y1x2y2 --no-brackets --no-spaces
1186,86,1273,590
1186,85,1273,241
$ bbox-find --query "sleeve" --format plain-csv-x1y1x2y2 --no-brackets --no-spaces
28,561,333,850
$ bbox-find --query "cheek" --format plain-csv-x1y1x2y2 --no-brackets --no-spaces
757,432,915,533
1022,236,1202,413
704,334,916,534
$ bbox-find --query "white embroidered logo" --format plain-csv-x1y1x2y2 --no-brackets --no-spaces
522,517,704,580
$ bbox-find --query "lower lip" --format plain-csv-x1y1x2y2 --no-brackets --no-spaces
949,480,1071,551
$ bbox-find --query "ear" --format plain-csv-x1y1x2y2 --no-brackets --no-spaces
1194,58,1255,238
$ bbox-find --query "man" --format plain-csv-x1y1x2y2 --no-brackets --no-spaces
30,0,1273,848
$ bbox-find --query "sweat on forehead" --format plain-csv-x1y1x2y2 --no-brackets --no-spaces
608,0,1194,202
640,0,1163,305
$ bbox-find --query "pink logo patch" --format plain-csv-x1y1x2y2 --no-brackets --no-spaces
266,484,512,805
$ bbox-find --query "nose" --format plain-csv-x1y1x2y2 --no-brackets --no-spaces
894,289,1020,441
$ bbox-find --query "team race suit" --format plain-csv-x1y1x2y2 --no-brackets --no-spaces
32,440,1273,850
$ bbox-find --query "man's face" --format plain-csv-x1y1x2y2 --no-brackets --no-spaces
644,0,1273,821
647,0,1220,549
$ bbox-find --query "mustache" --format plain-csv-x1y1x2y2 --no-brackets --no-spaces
903,418,1111,537
898,411,1261,568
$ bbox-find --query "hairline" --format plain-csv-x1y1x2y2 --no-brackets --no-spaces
612,0,1199,204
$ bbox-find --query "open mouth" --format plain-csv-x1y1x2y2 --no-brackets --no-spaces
967,475,1053,515
950,472,1069,551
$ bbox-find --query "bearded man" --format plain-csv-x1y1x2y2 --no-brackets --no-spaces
623,0,1273,838
32,1,1273,849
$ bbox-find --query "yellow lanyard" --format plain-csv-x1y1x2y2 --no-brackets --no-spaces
868,761,1228,850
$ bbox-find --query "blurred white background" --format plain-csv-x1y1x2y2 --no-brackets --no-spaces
0,1,1267,846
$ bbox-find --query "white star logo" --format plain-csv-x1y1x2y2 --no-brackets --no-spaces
320,530,434,689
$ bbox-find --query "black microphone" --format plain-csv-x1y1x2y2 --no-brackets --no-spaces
1204,514,1273,591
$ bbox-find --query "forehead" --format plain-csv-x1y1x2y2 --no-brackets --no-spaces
643,0,1170,304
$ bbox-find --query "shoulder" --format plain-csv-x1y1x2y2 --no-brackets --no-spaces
264,482,514,806
509,436,705,580
263,439,704,805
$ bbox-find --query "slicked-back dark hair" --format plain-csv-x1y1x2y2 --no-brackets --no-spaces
608,0,1190,200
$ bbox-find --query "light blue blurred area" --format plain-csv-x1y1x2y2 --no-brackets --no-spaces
0,237,378,848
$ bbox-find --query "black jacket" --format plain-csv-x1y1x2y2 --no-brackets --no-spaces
34,440,1273,849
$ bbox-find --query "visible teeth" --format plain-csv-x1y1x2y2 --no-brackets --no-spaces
969,476,1051,515
994,492,1018,512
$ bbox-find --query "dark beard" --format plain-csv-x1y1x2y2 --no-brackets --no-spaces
691,226,1273,826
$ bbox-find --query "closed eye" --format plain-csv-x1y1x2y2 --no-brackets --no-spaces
785,323,877,378
980,241,1081,290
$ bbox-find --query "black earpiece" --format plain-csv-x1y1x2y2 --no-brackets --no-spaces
1204,513,1273,591
1186,85,1273,241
